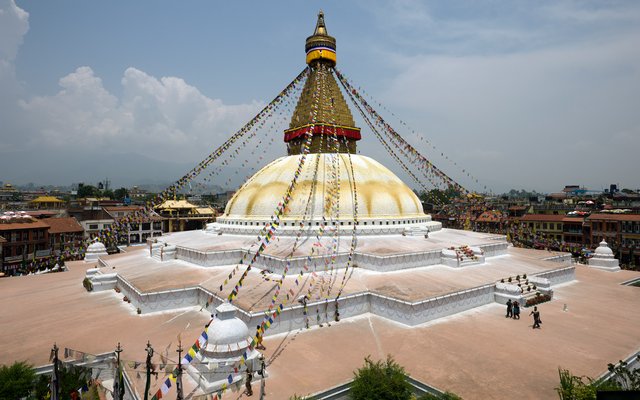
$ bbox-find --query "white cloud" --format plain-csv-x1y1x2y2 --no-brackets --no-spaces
0,0,28,62
381,31,640,191
18,66,262,163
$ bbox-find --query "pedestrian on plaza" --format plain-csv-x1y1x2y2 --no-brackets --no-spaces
513,301,520,319
245,367,253,396
256,325,266,350
529,306,541,329
506,299,513,318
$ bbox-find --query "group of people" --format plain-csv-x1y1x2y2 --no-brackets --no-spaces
505,298,521,319
505,299,542,329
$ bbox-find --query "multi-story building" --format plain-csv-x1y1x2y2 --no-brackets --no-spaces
155,199,216,232
586,213,640,266
67,198,114,239
474,210,507,233
520,214,565,242
0,214,51,273
45,217,84,256
561,217,585,248
103,206,164,245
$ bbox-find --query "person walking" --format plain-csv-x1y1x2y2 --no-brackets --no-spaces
245,367,253,396
256,325,266,350
513,301,520,319
529,306,541,328
506,299,513,318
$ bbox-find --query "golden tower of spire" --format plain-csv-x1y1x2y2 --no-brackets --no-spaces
285,11,361,155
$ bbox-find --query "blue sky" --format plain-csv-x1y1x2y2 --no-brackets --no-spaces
1,0,639,192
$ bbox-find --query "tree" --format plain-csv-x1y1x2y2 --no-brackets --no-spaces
114,187,129,202
555,367,622,400
77,184,99,198
0,361,36,399
101,189,114,199
350,355,412,400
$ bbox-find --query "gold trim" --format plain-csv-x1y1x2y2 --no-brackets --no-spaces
306,49,337,65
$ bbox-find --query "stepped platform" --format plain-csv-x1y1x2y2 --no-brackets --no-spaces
86,228,574,333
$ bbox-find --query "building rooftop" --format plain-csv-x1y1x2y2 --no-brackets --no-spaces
521,214,569,222
44,217,84,234
29,196,64,203
0,218,50,230
587,213,640,221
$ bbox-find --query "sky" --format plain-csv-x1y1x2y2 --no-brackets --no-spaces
1,0,639,193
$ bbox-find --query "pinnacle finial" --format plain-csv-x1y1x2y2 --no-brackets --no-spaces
314,10,327,36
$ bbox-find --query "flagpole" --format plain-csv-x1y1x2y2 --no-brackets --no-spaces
176,341,184,400
144,341,154,400
51,343,60,400
114,342,123,400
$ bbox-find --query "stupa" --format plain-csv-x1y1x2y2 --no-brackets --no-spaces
86,13,576,332
9,12,638,400
187,302,263,392
84,239,108,262
207,10,441,239
588,240,621,271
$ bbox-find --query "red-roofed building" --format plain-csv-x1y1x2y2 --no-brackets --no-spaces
474,210,507,233
520,214,566,242
586,213,640,266
561,217,586,248
103,206,164,244
0,216,51,273
44,217,84,255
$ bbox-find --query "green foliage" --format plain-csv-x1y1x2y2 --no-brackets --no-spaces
0,361,36,399
350,355,412,400
418,392,463,400
101,189,114,200
77,184,99,198
555,368,620,400
556,368,597,400
114,187,129,202
83,277,93,292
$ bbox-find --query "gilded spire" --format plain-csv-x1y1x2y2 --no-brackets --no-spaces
305,11,337,66
284,12,361,155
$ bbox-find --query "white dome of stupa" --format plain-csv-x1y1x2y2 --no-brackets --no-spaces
204,302,252,352
588,239,620,271
84,240,108,262
594,240,614,257
212,154,442,236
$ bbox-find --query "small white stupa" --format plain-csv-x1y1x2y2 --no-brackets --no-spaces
84,239,108,263
188,302,263,392
588,240,620,271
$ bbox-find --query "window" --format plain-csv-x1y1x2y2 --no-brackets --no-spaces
89,224,98,230
142,223,151,230
543,223,547,230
